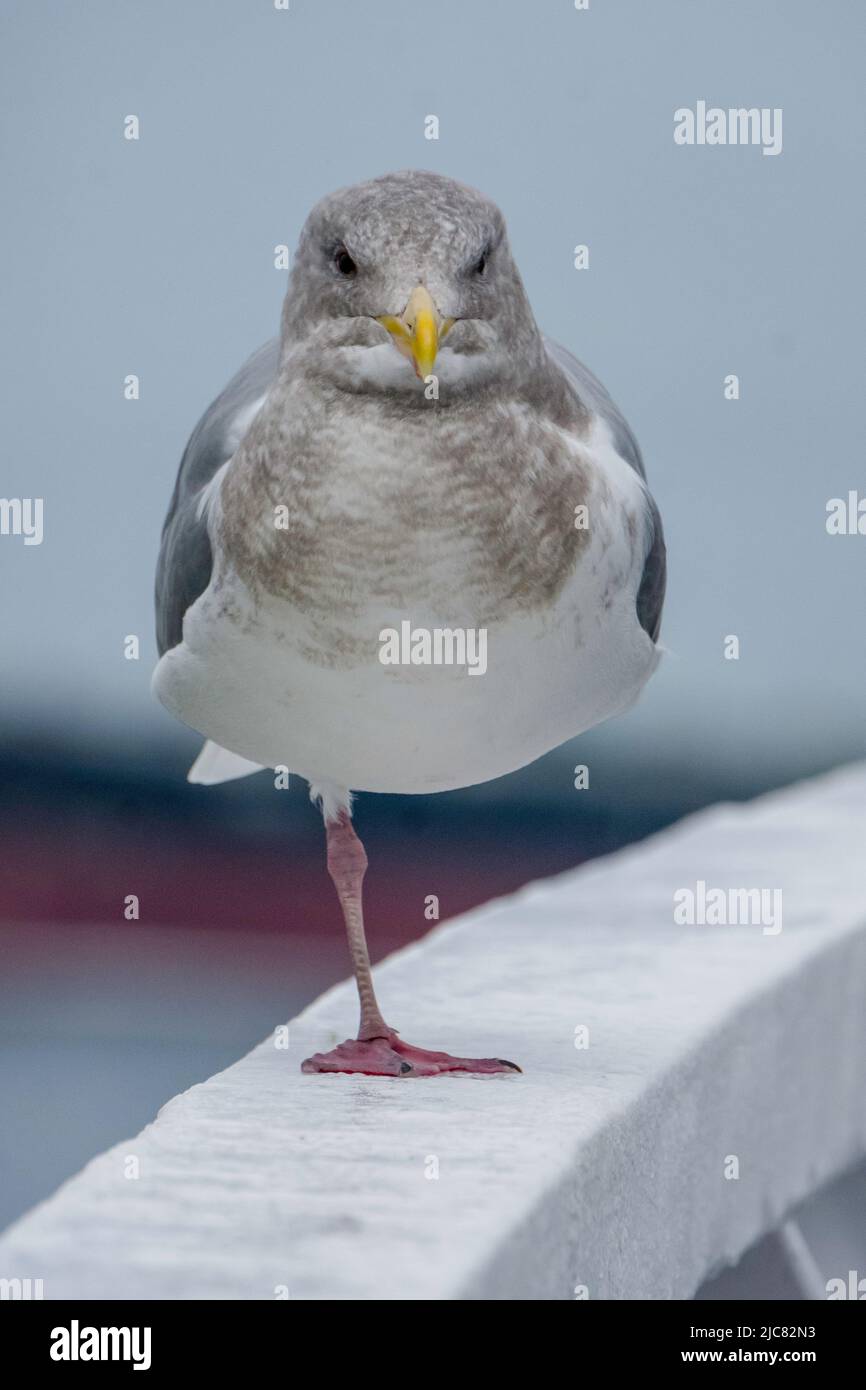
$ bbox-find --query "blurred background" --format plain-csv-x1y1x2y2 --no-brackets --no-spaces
1,0,864,1240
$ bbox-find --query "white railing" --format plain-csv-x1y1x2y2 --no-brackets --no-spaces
1,763,865,1300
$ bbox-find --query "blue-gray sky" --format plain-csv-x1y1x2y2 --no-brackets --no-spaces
1,0,864,779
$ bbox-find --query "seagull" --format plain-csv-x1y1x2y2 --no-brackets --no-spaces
153,171,665,1077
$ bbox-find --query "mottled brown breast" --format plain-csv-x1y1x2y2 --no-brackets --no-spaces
218,381,596,657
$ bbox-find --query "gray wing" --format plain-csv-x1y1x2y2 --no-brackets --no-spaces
544,335,646,478
544,335,666,642
155,339,280,655
635,493,666,643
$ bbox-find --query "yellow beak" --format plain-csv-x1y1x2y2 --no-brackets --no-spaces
377,285,452,380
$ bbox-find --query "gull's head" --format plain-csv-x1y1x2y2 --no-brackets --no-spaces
280,171,543,396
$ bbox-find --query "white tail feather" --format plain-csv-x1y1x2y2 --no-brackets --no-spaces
188,740,264,785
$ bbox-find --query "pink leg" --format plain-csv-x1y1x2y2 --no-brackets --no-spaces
301,814,521,1078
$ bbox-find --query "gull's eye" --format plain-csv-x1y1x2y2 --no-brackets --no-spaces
334,245,357,276
473,248,490,276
